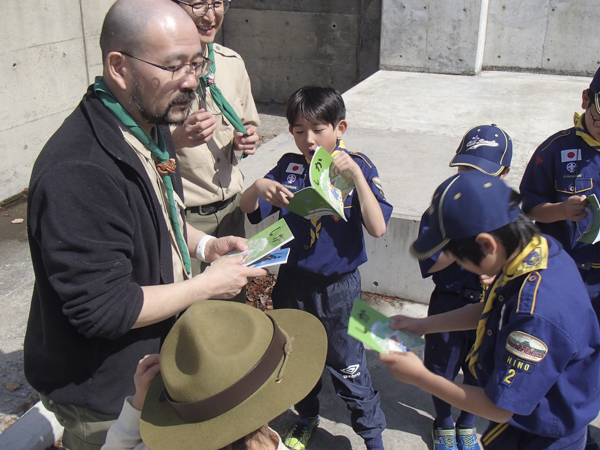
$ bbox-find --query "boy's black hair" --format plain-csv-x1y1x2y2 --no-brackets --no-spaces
444,191,539,265
285,86,346,127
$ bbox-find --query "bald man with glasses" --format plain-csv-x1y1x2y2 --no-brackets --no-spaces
24,1,266,448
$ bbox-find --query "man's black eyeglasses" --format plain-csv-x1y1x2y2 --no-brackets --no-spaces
172,0,230,17
120,52,212,79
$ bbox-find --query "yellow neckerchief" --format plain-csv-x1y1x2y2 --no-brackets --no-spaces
574,112,600,150
308,139,346,246
467,235,548,377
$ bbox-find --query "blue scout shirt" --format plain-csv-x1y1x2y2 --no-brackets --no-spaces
520,121,600,264
473,235,600,438
247,147,393,277
418,211,482,296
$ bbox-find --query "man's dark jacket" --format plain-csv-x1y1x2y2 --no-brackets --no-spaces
24,85,184,416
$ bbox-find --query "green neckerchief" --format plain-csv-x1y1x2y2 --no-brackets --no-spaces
574,112,600,151
201,44,247,136
93,77,191,275
467,235,548,377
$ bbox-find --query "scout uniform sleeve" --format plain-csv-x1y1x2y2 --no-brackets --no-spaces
519,143,559,214
483,275,576,416
351,152,393,223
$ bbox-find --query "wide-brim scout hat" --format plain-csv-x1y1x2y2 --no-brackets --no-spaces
590,66,600,115
449,124,512,176
140,300,327,450
411,171,521,259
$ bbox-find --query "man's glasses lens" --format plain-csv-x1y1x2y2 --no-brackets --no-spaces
192,1,229,16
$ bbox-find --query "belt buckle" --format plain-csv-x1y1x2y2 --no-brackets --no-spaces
200,204,219,215
579,262,593,271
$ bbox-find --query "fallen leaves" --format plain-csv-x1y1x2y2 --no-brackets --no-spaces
246,273,277,311
5,382,20,392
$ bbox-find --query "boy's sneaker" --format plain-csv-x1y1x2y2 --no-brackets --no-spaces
432,427,458,450
456,427,481,450
284,415,320,450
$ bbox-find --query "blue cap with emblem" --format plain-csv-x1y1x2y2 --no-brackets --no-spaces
590,66,600,115
411,170,521,259
449,124,512,176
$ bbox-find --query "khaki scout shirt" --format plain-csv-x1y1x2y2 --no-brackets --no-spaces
121,125,188,283
176,44,260,208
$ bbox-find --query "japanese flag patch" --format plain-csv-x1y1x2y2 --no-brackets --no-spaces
561,149,581,162
505,331,547,363
286,163,304,175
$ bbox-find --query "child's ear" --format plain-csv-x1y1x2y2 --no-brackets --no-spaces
582,89,591,110
475,233,498,255
336,120,348,138
499,167,510,179
288,125,293,135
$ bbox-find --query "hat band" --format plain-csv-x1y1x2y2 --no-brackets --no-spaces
162,315,286,423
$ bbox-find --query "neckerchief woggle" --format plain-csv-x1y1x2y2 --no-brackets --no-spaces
467,235,548,377
93,77,191,275
201,44,247,157
574,112,600,150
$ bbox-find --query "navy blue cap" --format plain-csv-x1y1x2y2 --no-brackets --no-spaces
411,171,521,260
449,125,512,176
590,67,600,115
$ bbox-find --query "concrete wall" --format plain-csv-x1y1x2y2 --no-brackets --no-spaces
0,0,113,202
381,0,600,77
223,0,381,103
0,0,380,203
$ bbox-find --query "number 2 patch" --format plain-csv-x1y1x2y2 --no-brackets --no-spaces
502,368,516,386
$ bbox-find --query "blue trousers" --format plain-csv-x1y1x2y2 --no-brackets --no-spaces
424,287,479,423
272,265,386,440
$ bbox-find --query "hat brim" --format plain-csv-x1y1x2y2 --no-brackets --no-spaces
410,225,450,260
449,154,504,177
140,309,327,450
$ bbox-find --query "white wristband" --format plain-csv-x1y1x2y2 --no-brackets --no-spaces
196,235,217,262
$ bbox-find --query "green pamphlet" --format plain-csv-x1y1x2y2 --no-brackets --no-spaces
578,194,600,244
348,298,425,356
285,147,353,221
213,218,294,267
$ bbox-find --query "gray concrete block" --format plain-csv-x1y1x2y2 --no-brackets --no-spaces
0,402,62,450
1,41,88,129
231,0,360,15
1,111,72,201
226,10,358,102
542,0,600,75
0,0,82,53
483,0,549,70
381,0,481,74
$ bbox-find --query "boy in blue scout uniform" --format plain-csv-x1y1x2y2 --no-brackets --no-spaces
380,170,600,450
240,86,393,450
520,67,600,323
418,125,512,450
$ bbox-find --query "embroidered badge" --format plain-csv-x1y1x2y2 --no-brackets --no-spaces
372,177,385,196
207,73,216,85
466,135,499,150
561,149,581,162
286,163,304,174
522,249,541,268
286,174,297,184
566,162,577,173
505,331,547,363
503,352,536,373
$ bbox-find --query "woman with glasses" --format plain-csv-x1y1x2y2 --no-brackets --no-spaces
171,0,261,292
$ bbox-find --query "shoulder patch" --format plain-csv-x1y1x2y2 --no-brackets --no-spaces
517,271,542,314
286,162,304,174
505,331,548,363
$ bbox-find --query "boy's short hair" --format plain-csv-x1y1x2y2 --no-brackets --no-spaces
411,171,522,259
449,124,512,176
285,86,346,127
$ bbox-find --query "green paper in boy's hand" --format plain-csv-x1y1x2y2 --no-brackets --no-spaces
348,298,425,355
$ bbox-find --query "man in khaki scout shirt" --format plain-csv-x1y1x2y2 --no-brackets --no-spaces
171,0,261,286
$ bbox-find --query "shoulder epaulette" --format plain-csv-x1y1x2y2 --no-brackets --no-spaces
350,152,373,169
212,44,242,59
537,129,574,154
516,272,542,315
